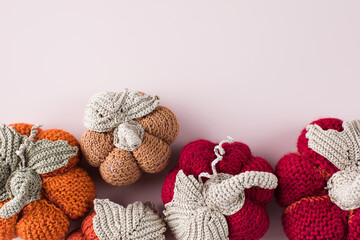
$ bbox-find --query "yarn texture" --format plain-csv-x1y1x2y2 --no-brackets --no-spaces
67,199,166,240
276,118,360,239
81,89,179,186
0,123,96,240
162,137,277,240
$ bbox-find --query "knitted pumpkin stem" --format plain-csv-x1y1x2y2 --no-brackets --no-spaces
204,171,278,216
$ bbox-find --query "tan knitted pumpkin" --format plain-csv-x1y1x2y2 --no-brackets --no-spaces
80,90,179,186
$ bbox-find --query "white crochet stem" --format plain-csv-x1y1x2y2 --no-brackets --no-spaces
204,171,278,215
113,121,145,151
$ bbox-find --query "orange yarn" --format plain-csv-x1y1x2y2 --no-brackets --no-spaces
0,201,18,240
0,123,96,240
67,213,99,240
81,105,179,186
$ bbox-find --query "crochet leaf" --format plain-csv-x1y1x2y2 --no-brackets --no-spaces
24,139,78,174
93,199,166,240
0,125,23,171
306,120,360,171
164,170,229,240
118,89,159,120
0,165,10,202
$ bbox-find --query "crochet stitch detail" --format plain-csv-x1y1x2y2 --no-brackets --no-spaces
164,137,278,240
306,120,360,210
84,89,159,151
0,124,78,218
92,199,166,240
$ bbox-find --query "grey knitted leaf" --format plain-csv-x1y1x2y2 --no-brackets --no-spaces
306,120,360,171
0,125,24,171
120,89,159,120
93,199,166,240
25,139,78,174
84,90,159,133
0,164,10,202
164,170,229,240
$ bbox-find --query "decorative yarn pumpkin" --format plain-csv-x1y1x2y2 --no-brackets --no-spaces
67,199,166,240
0,123,96,240
81,89,179,186
161,137,278,240
276,118,360,240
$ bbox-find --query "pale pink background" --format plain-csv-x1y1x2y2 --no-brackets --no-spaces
1,1,359,239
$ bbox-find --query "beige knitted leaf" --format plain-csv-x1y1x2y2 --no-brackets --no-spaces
306,120,360,171
25,139,78,174
84,90,159,133
0,125,24,171
93,199,166,240
119,89,159,120
164,170,229,240
0,165,10,202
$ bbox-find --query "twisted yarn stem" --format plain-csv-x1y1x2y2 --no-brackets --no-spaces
198,136,234,182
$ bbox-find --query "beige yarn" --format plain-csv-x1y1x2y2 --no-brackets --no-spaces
84,90,159,151
306,120,360,210
93,199,166,240
163,137,278,240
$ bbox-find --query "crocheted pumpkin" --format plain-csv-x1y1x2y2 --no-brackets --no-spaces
162,137,278,240
276,118,360,239
67,199,166,240
0,123,96,240
81,89,179,186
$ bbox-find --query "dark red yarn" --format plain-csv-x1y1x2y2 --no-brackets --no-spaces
276,118,360,239
161,139,275,240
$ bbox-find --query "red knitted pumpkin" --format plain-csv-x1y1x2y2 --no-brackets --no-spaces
276,118,360,239
161,138,277,240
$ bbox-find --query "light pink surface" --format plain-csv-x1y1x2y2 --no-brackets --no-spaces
1,1,359,239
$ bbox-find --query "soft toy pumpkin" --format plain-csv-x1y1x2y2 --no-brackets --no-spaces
67,199,166,240
0,123,96,240
276,118,360,239
81,89,179,186
162,137,278,240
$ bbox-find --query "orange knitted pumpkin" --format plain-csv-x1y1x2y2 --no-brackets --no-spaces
80,90,179,186
0,123,96,240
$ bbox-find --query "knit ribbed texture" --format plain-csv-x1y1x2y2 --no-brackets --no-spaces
0,123,96,240
276,118,360,240
67,199,166,240
162,138,276,240
81,90,179,186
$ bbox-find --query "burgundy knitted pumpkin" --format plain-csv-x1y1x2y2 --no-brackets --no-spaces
276,118,360,240
161,137,277,240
